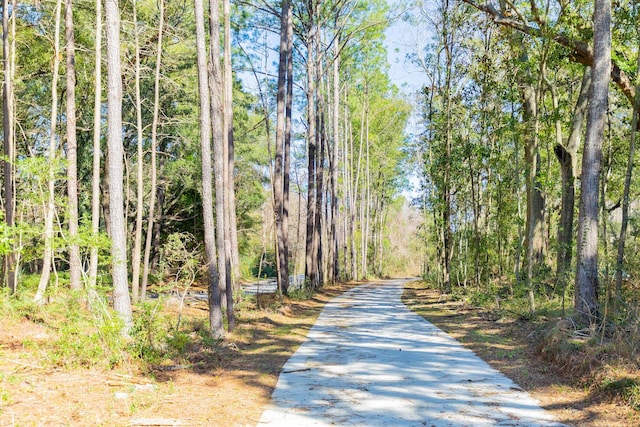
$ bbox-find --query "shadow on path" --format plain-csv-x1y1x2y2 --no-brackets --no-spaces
258,279,569,427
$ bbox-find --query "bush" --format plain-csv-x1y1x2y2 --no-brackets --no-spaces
52,312,126,369
601,376,640,410
129,300,170,365
47,295,127,369
250,251,277,279
0,288,39,321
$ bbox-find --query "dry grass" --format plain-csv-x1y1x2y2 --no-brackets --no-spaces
0,281,363,426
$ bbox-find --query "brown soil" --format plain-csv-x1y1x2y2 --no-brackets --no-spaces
0,282,360,427
402,281,640,427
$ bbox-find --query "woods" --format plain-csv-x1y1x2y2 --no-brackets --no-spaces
0,0,639,383
0,0,412,337
414,0,640,329
2,0,640,424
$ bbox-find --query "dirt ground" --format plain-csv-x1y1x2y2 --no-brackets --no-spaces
1,280,637,426
0,282,362,427
402,281,640,427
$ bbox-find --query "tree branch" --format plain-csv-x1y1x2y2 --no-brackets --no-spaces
461,0,635,104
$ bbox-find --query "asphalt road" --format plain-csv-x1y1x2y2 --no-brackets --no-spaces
257,279,568,427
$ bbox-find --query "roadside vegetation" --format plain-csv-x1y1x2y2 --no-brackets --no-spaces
409,2,640,423
0,278,362,425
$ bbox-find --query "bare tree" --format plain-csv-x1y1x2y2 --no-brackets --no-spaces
274,0,291,294
35,0,63,305
223,0,240,284
329,41,339,284
283,2,293,287
615,38,640,301
2,0,15,292
210,0,234,330
88,0,102,294
141,0,165,301
209,0,235,331
304,0,319,289
131,0,144,302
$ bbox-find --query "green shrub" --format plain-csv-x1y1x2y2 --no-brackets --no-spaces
166,331,191,354
49,296,127,369
129,300,169,365
287,287,313,300
17,274,40,293
601,376,640,410
0,289,39,321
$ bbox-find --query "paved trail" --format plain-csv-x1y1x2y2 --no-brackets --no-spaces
258,279,568,427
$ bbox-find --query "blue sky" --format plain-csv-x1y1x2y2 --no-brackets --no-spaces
384,2,432,199
385,1,431,92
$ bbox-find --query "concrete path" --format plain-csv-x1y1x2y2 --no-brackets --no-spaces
258,279,568,427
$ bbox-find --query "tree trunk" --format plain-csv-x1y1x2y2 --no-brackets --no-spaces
575,0,610,324
315,52,328,287
467,145,481,287
352,94,366,281
442,13,453,292
35,0,63,305
131,0,144,303
194,0,223,337
555,68,590,279
330,41,340,284
342,104,353,279
2,0,15,293
304,14,318,289
362,105,370,279
600,134,613,312
65,0,81,291
223,0,240,285
105,0,132,332
273,0,291,294
209,0,234,330
522,83,542,313
315,107,325,287
151,183,165,269
615,45,640,301
283,2,293,288
350,107,359,280
88,0,102,294
141,0,164,302
509,100,523,288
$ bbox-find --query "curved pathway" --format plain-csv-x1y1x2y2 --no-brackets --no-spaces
258,279,567,427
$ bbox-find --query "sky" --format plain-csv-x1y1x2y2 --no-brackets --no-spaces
384,3,432,199
385,30,428,92
384,1,431,92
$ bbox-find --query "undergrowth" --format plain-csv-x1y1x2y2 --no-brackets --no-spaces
0,276,308,374
0,286,224,371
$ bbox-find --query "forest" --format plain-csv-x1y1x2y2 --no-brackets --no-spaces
0,0,415,334
415,0,639,326
0,0,640,420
